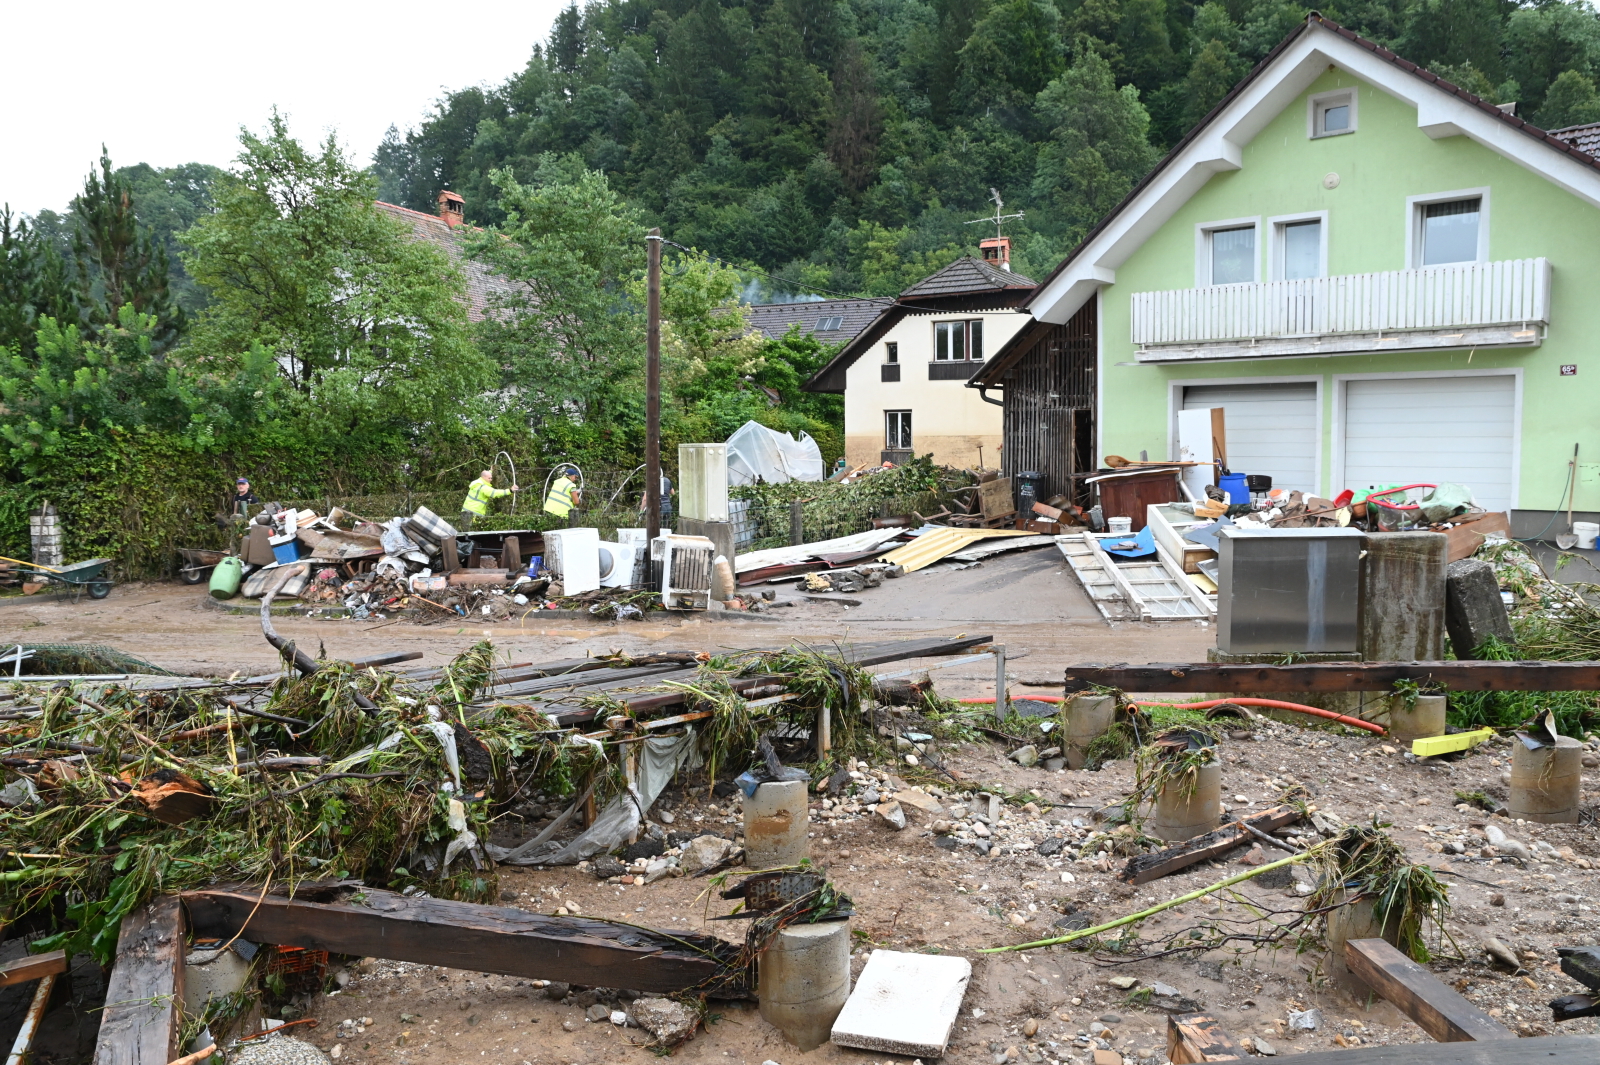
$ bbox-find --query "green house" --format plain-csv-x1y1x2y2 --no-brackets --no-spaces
973,14,1600,532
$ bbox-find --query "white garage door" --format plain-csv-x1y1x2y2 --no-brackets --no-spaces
1182,382,1320,494
1343,375,1516,511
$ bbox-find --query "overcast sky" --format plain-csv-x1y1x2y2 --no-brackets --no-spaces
1,0,570,216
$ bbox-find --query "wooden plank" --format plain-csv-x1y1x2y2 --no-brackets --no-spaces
347,650,424,669
7,973,56,1065
1121,806,1301,885
1062,661,1600,693
0,949,67,988
94,896,185,1065
1166,1013,1241,1063
1558,945,1600,992
1344,938,1515,1043
1282,1033,1600,1065
182,886,748,997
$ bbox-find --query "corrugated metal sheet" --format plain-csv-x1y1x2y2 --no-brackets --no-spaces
880,528,1036,573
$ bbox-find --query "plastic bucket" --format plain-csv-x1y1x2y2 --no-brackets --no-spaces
1107,516,1133,535
1574,521,1599,550
1219,472,1248,504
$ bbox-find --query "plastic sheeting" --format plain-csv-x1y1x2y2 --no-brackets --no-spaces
487,728,704,866
725,420,824,485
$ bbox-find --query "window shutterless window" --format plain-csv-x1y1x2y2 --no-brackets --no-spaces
934,320,985,361
885,410,912,450
1308,89,1356,138
885,341,898,364
1281,219,1322,280
1421,198,1481,266
1209,226,1256,285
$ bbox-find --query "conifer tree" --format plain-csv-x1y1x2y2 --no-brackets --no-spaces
70,149,185,352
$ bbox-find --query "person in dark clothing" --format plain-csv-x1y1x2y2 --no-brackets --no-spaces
232,478,259,517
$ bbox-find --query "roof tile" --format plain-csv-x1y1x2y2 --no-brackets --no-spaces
374,201,511,322
899,256,1036,299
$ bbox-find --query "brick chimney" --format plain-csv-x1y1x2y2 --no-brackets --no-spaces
437,190,465,228
979,236,1011,271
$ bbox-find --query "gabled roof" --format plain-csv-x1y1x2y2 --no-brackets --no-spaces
899,256,1035,298
375,201,511,322
1551,121,1600,158
745,298,889,343
1018,14,1600,334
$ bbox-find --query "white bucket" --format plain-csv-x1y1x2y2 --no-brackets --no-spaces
1576,521,1599,550
1107,516,1133,535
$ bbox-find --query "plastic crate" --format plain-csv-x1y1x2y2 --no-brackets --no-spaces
266,945,328,977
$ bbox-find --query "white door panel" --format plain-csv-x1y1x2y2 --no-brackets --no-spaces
1182,382,1319,493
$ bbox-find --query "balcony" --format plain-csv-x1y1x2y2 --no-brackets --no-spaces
1130,258,1550,362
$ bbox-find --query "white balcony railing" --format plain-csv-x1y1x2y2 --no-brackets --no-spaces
1131,258,1550,361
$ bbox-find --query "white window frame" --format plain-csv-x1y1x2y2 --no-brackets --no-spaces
932,319,984,362
1166,374,1326,496
884,341,898,364
1330,368,1522,507
1308,88,1358,139
885,409,912,450
1406,187,1490,268
1268,210,1329,281
1194,217,1261,287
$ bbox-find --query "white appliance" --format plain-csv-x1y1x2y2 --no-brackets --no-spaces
651,533,715,610
543,527,601,594
596,540,638,588
616,528,652,588
678,443,730,522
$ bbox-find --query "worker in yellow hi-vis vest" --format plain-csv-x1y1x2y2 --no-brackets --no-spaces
543,465,581,521
459,469,517,530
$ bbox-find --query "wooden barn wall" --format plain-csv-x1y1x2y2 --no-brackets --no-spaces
1001,301,1097,506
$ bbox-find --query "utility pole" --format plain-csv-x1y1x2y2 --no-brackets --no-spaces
645,228,663,544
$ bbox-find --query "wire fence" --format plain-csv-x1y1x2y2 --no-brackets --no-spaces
731,490,944,552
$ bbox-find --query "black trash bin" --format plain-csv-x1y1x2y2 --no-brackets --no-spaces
1015,470,1046,516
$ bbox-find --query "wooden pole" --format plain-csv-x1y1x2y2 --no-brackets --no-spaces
645,228,663,544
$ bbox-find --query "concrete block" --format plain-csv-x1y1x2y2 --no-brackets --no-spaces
743,780,808,867
830,948,971,1058
1445,558,1514,658
758,920,851,1052
1359,532,1446,662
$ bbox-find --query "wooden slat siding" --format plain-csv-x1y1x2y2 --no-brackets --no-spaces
1000,301,1095,507
1062,660,1600,692
1344,939,1515,1043
0,949,68,987
183,888,746,997
94,897,184,1065
1280,1034,1600,1064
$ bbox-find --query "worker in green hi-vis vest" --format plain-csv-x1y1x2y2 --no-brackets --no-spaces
543,465,581,521
459,469,517,530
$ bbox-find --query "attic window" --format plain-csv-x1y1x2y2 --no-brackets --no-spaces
815,316,844,331
1309,89,1357,138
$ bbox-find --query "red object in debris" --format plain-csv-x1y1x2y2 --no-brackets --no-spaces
1332,489,1354,508
266,945,329,977
1365,484,1436,512
1130,697,1386,736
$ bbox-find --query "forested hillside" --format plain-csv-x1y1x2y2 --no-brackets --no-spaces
372,0,1600,296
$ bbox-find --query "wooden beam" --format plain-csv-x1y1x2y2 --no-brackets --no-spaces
0,949,67,988
93,896,185,1065
1121,806,1301,885
1559,945,1600,992
1166,1013,1242,1063
1550,993,1600,1021
1064,661,1600,693
1282,1034,1600,1064
183,886,749,997
1344,938,1515,1042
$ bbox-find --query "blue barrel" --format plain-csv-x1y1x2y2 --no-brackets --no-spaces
1219,472,1249,505
209,556,243,599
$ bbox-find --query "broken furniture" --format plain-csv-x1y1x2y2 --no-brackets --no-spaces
1085,465,1184,531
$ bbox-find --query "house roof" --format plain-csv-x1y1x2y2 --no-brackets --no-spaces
745,298,889,343
899,256,1035,298
375,201,510,322
1012,13,1600,345
1550,121,1600,157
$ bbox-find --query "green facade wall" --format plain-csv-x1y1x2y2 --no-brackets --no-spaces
1100,70,1600,512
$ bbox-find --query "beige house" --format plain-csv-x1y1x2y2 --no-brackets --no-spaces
804,250,1035,468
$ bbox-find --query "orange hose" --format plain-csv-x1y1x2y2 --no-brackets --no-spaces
1132,697,1386,736
957,696,1065,705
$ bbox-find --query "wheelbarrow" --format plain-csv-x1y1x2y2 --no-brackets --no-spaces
0,555,114,599
177,548,228,585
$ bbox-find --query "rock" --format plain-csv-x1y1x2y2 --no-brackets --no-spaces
897,787,946,818
627,997,699,1046
610,1009,628,1026
1583,753,1599,768
1035,837,1064,857
1445,558,1515,660
1106,976,1138,990
1287,1008,1321,1031
933,835,959,850
591,855,626,879
971,821,991,838
643,859,671,883
1023,1018,1039,1036
877,801,907,830
586,1004,611,1023
931,820,954,834
624,837,664,862
545,981,571,1000
679,835,736,874
861,787,881,804
1010,745,1039,767
1483,936,1523,972
1256,1037,1277,1056
1043,758,1067,772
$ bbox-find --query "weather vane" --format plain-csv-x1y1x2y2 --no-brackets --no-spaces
966,188,1024,240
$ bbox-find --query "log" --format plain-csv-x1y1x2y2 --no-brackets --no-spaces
182,886,749,997
0,949,67,988
1121,806,1301,885
1166,1013,1241,1063
94,896,185,1065
1344,938,1515,1042
1282,1034,1600,1064
1064,661,1600,693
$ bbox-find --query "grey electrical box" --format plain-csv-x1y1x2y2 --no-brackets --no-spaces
1216,527,1363,654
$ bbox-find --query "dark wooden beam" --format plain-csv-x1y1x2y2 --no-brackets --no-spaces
1167,1013,1242,1063
1121,806,1301,885
93,896,185,1065
1064,661,1600,693
1550,993,1600,1021
182,886,749,997
1558,945,1600,992
0,948,67,988
1282,1033,1600,1064
1344,938,1515,1042
347,651,424,669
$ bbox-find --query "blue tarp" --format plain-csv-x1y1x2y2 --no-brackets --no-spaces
1102,525,1157,559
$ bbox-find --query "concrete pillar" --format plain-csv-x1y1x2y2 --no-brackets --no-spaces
1062,694,1116,770
743,780,809,868
758,920,851,1052
1326,891,1401,994
1444,558,1515,658
1359,532,1446,663
1507,737,1583,823
1148,758,1222,842
1382,694,1447,744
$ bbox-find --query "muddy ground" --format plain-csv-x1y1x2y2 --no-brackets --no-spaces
3,551,1599,1064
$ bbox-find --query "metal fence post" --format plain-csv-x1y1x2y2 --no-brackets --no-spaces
994,644,1007,721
